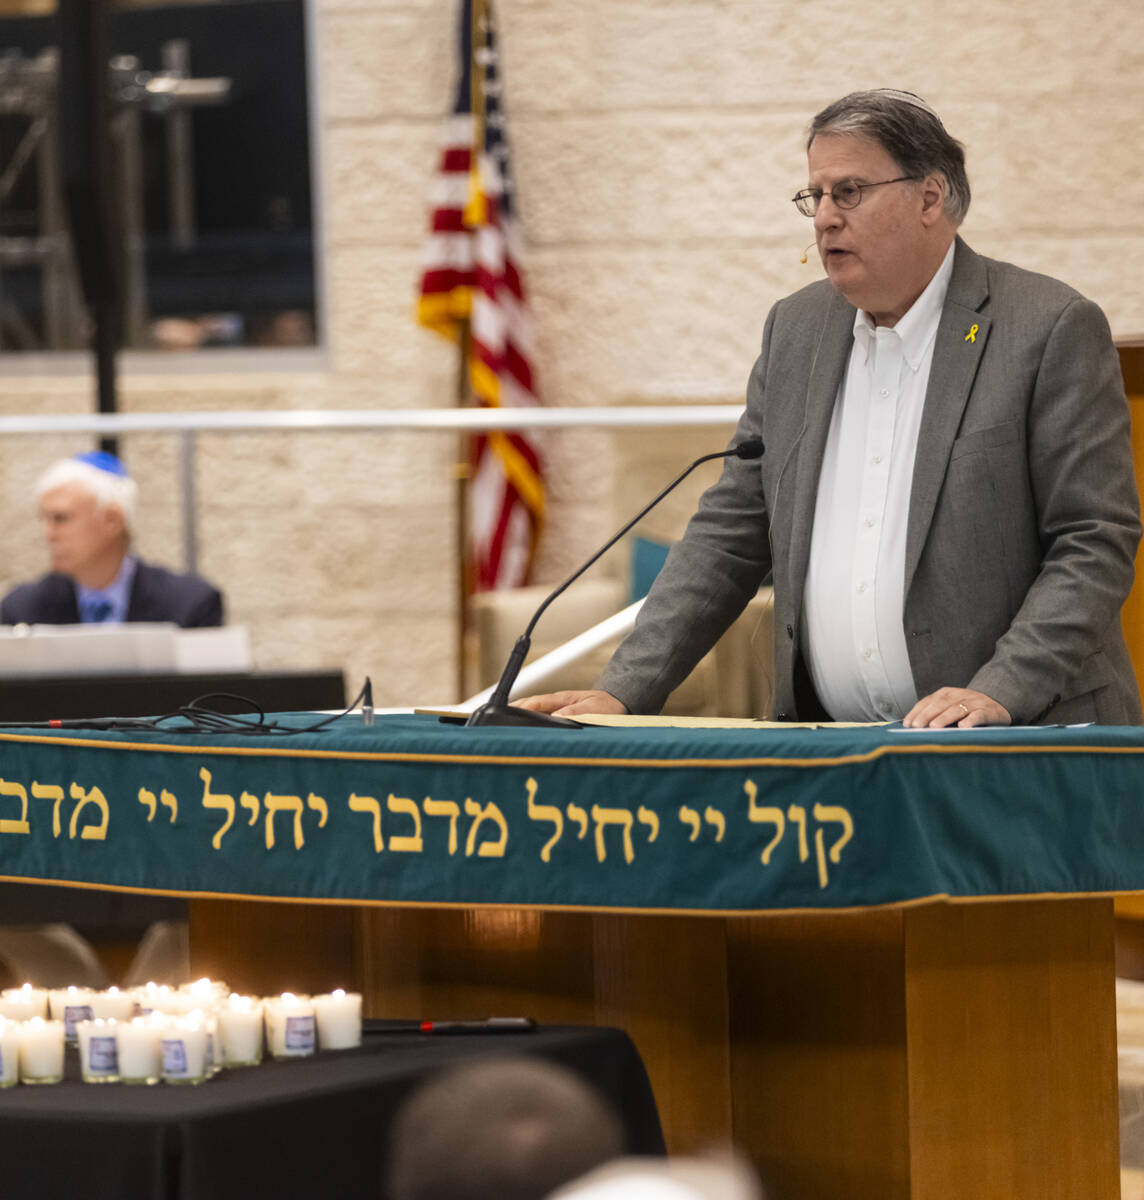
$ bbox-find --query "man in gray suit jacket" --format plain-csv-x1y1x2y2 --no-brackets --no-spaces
521,89,1141,728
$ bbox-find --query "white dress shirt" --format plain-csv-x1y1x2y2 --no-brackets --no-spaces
802,242,956,721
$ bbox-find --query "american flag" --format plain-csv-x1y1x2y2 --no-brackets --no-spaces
417,0,544,592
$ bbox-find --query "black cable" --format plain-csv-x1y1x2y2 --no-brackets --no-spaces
0,677,373,737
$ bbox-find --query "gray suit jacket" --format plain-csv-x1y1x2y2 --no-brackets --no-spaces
600,238,1143,725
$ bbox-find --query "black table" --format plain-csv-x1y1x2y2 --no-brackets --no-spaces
0,1022,664,1200
0,669,346,723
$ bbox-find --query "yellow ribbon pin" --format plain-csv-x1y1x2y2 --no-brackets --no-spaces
965,323,978,344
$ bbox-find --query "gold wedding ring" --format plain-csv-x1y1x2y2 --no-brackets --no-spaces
958,702,969,716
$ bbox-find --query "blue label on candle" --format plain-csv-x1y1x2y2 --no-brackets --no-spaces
161,1038,188,1075
89,1035,117,1072
285,1014,315,1052
64,1004,93,1038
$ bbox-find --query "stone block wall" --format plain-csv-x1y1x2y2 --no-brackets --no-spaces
0,0,1140,705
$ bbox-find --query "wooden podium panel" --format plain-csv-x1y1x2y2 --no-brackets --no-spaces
189,895,1119,1200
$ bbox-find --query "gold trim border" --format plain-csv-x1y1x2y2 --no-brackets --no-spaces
0,730,1140,771
0,872,1129,920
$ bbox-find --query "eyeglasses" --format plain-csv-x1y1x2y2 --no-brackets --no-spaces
791,176,917,217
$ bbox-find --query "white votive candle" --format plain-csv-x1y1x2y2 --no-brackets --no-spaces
77,1018,119,1083
0,1017,21,1087
116,1015,163,1085
48,986,95,1041
161,1014,209,1084
0,983,49,1021
150,985,202,1017
91,986,137,1022
218,994,263,1067
313,990,362,1050
264,993,316,1058
181,977,228,1004
19,1017,65,1084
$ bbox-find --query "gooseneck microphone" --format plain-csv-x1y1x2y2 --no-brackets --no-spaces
466,438,765,729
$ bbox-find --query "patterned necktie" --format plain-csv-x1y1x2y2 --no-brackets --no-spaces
82,598,114,624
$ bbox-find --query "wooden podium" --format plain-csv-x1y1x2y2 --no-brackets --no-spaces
189,894,1119,1200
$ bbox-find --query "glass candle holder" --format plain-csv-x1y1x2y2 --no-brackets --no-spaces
313,990,363,1050
77,1018,119,1083
264,993,316,1059
218,995,264,1067
116,1015,163,1085
19,1017,65,1084
91,987,137,1022
160,1014,209,1084
0,983,49,1021
48,986,95,1042
0,1017,21,1087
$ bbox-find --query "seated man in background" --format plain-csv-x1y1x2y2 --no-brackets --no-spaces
1,450,223,628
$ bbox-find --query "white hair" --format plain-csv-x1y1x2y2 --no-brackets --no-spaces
35,458,137,532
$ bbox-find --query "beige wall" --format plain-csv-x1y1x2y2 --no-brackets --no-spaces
0,0,1141,705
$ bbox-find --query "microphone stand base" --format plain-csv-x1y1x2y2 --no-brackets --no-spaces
465,703,583,729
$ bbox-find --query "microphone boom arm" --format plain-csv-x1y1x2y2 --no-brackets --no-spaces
468,438,763,728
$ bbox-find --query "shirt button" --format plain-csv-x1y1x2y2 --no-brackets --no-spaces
879,388,890,398
863,648,874,660
856,582,867,594
872,454,883,464
864,517,875,528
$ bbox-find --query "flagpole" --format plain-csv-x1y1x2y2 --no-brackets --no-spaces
455,320,472,701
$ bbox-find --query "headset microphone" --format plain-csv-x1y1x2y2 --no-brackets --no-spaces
800,243,816,265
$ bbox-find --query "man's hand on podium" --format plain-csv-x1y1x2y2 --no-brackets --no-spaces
513,690,628,719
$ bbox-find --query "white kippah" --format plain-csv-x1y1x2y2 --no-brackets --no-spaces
869,88,942,120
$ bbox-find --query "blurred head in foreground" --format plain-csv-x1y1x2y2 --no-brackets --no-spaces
548,1153,765,1200
386,1056,625,1200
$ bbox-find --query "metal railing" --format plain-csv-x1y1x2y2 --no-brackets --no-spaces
0,405,743,572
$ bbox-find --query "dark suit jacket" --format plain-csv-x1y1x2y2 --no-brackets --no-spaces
1,559,224,629
600,239,1143,726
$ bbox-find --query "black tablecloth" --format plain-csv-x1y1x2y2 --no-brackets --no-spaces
0,1022,664,1200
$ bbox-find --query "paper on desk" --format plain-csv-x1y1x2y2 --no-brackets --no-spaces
561,714,887,730
889,723,1094,732
415,709,886,730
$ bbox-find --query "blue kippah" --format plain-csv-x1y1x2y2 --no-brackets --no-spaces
74,450,129,477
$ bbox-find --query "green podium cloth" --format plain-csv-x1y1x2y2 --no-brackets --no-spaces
0,714,1141,913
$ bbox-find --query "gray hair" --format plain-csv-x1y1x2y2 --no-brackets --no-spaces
35,458,137,532
807,89,970,225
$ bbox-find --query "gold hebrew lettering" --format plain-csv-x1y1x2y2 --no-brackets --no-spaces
786,804,809,862
745,780,784,865
526,777,562,863
240,791,260,826
386,795,423,853
0,779,30,835
31,782,64,838
704,806,725,843
68,782,109,841
159,789,177,823
264,793,304,851
678,805,702,842
138,788,158,822
423,797,460,855
199,768,235,851
565,803,589,839
637,806,659,842
812,803,854,889
591,805,634,864
307,793,328,829
463,797,508,858
348,794,383,852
